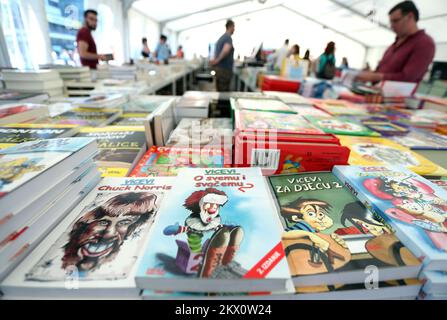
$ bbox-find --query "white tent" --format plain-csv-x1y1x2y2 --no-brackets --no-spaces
1,0,446,70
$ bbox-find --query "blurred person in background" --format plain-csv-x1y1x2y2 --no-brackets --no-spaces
141,38,150,59
317,41,336,80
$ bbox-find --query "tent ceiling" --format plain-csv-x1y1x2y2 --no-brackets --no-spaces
131,0,447,47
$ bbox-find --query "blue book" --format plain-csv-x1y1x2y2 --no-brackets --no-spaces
135,167,291,293
333,165,447,271
421,271,447,295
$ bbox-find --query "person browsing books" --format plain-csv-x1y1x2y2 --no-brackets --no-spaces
210,20,236,92
76,10,108,69
141,38,151,59
317,42,336,80
154,35,171,64
356,1,435,83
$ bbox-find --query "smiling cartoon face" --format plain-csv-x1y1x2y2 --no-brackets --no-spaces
282,199,333,232
199,193,228,224
62,192,158,272
351,218,390,236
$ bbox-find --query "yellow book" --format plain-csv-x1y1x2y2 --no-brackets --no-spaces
338,135,447,177
76,126,147,177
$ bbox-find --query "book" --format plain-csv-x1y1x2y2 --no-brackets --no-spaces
111,112,151,126
34,108,122,127
1,70,60,82
234,133,350,176
289,105,330,117
76,126,147,177
235,110,323,135
73,94,127,109
268,172,421,287
333,165,447,271
232,98,296,114
130,146,230,177
263,91,312,105
361,119,409,137
0,104,49,125
0,124,78,149
1,177,175,298
338,135,447,177
175,97,210,119
135,167,291,293
5,79,64,91
0,90,49,104
313,100,368,116
124,95,175,112
421,271,447,295
148,99,176,146
306,116,381,137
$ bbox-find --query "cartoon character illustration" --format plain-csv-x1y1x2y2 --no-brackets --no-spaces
335,201,391,236
353,144,419,167
281,198,348,268
280,155,305,174
163,188,244,278
0,157,45,189
62,192,158,272
317,119,363,133
364,177,447,252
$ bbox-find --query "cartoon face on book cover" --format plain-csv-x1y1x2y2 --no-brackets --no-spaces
137,168,290,281
26,178,171,281
268,172,419,278
335,166,447,255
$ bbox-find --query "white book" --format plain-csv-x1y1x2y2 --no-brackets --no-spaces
1,70,60,82
6,79,64,91
1,177,175,299
0,103,49,125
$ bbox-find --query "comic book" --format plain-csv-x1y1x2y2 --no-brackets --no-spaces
338,136,447,177
135,167,291,293
1,177,174,298
305,116,380,137
268,172,421,286
76,126,147,177
0,124,78,149
235,110,323,135
333,165,447,271
130,146,230,177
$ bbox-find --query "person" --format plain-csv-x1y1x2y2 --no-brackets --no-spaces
303,49,312,76
141,38,150,59
76,9,107,69
317,41,336,80
363,62,372,71
356,1,435,83
274,39,290,70
176,46,184,59
288,44,300,59
210,20,235,92
154,35,171,64
340,57,349,70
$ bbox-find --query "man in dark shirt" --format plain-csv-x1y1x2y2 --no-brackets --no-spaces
210,20,235,92
76,9,106,69
356,1,435,83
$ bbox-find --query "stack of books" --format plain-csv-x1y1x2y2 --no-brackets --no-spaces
34,107,122,127
333,165,447,300
40,65,91,82
0,176,174,299
0,137,100,282
96,65,138,81
111,111,152,126
136,168,293,299
233,107,350,176
64,81,97,97
268,171,422,300
0,89,49,105
0,123,79,149
2,70,64,98
175,96,210,121
0,103,49,125
76,126,147,177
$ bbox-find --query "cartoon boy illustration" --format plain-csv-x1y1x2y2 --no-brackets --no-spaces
364,177,447,252
281,198,347,267
335,201,391,236
163,188,244,278
0,157,45,189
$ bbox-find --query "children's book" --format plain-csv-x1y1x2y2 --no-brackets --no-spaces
0,124,78,149
130,146,230,177
306,116,380,137
76,126,147,177
268,172,421,286
333,165,447,271
391,130,447,150
233,98,296,114
235,110,323,135
135,167,291,293
0,177,174,298
338,135,447,177
313,100,368,116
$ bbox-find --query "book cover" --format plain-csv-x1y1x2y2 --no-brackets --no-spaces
333,165,447,271
268,172,420,285
112,112,151,126
0,137,95,199
76,126,147,177
74,94,126,109
233,98,296,114
313,101,368,116
390,130,447,150
338,136,447,177
235,110,323,135
35,108,122,127
306,116,380,137
130,146,230,177
0,124,78,149
25,177,173,282
135,168,291,292
0,104,48,124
